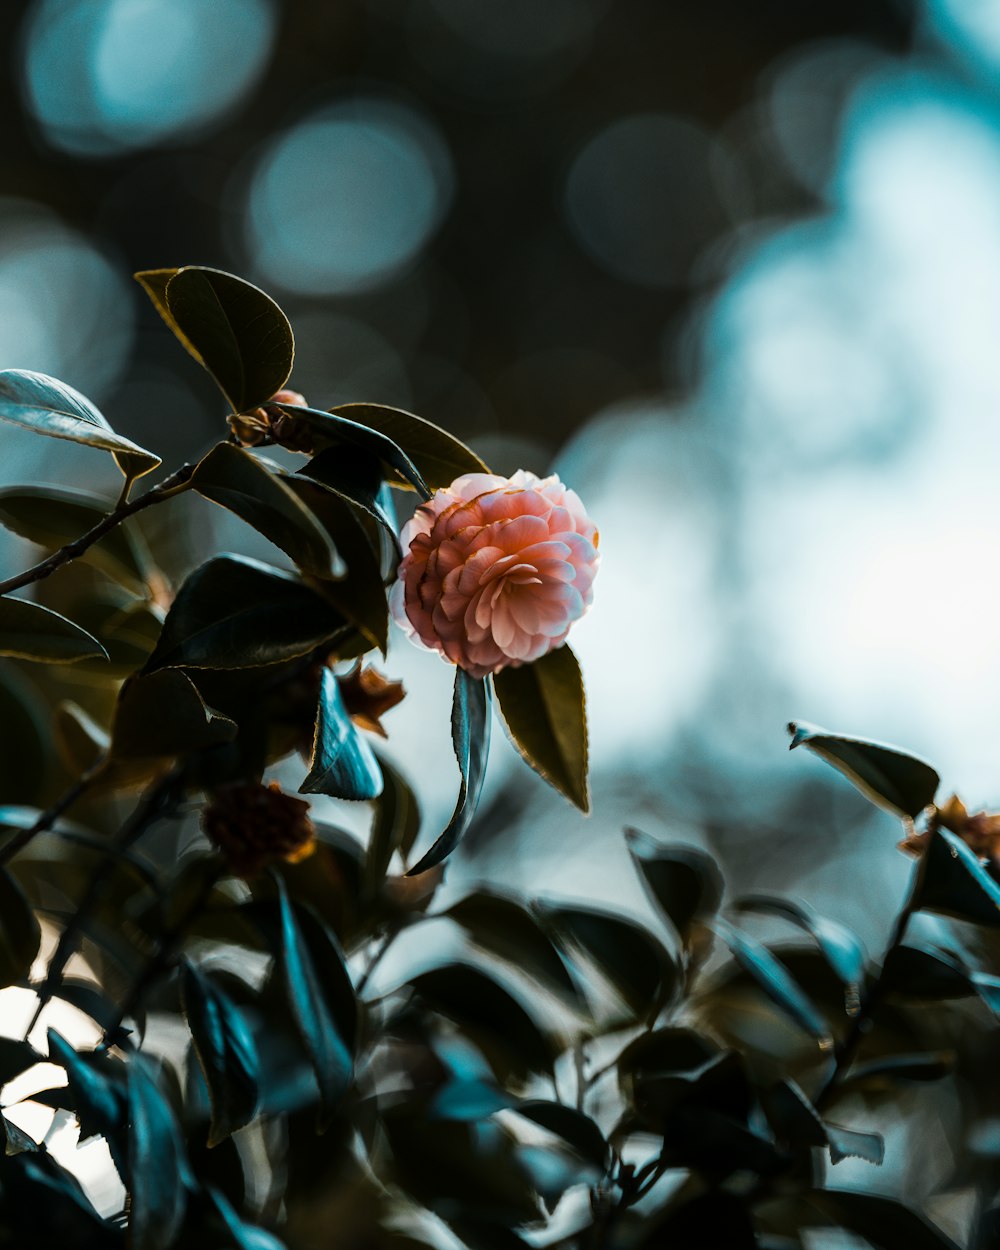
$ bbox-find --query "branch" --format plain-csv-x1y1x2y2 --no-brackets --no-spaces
0,761,103,869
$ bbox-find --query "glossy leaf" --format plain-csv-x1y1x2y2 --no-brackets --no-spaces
272,402,430,497
128,1057,189,1250
733,895,866,997
300,666,382,800
0,868,40,987
297,445,401,556
493,644,588,811
408,963,555,1079
446,890,583,1008
192,442,343,577
328,402,489,489
0,485,152,595
143,554,346,671
145,266,294,412
914,827,1000,928
625,828,723,946
0,596,107,664
804,1189,959,1250
274,877,353,1129
714,918,832,1044
787,721,939,818
111,670,237,759
537,901,678,1019
515,1101,608,1171
408,669,491,875
181,961,260,1146
636,1193,757,1250
0,369,159,489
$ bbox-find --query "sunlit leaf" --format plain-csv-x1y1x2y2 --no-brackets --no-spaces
0,596,107,664
144,266,294,413
274,876,353,1129
714,918,832,1045
181,960,260,1147
625,829,723,947
0,485,152,595
408,669,491,875
327,402,489,489
0,369,160,490
192,442,344,577
0,868,40,987
787,721,939,819
143,554,346,672
111,670,237,759
493,644,588,811
300,666,382,800
128,1056,189,1250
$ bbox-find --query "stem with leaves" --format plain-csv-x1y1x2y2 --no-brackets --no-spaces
0,462,195,598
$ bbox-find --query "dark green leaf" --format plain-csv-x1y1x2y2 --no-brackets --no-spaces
0,867,40,987
446,890,583,1008
181,960,260,1146
625,829,723,946
0,369,160,489
2,1113,38,1155
493,644,588,811
111,669,237,759
761,1079,884,1165
0,596,108,664
297,445,401,557
54,701,109,774
536,902,679,1019
714,918,832,1044
128,1056,189,1250
635,1193,757,1250
408,963,555,1079
273,402,430,497
616,1027,720,1096
192,442,343,577
881,943,973,999
364,755,420,890
408,669,491,875
143,554,346,672
0,1037,44,1086
300,666,382,801
134,268,201,360
787,721,939,819
0,485,152,595
804,1189,959,1250
274,876,353,1129
327,402,489,489
733,895,866,997
914,827,1000,927
843,1052,953,1087
207,1186,287,1250
155,266,293,412
0,666,49,804
515,1101,608,1171
47,1030,126,1171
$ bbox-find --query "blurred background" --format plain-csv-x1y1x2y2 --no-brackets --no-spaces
2,0,1000,950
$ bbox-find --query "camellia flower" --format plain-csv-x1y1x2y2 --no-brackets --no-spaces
391,470,599,678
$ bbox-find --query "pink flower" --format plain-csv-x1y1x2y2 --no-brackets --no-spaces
391,470,599,678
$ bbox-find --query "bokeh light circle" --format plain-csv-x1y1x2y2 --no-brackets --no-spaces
246,98,454,296
21,0,277,157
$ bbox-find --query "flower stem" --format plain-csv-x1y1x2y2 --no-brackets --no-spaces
0,462,195,598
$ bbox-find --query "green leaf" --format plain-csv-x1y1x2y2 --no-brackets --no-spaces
0,369,160,490
128,1057,190,1250
0,1037,44,1086
515,1101,608,1172
536,902,679,1019
714,918,832,1045
635,1194,757,1250
0,868,40,987
761,1078,884,1166
732,895,866,999
273,402,430,497
47,1031,126,1170
111,670,238,759
0,666,49,805
297,445,401,557
0,485,153,595
206,1187,287,1250
0,596,108,664
143,554,346,672
843,1052,953,1087
180,960,260,1147
408,669,491,875
804,1189,959,1250
446,890,583,1008
364,755,420,891
914,827,1000,927
625,829,723,947
327,402,489,489
300,667,382,801
787,721,939,818
274,876,353,1129
408,963,555,1079
881,943,973,1000
146,266,294,413
493,644,589,812
192,443,344,578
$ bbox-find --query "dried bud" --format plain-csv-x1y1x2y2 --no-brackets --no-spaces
338,664,406,738
228,388,314,453
203,780,315,877
898,792,1000,874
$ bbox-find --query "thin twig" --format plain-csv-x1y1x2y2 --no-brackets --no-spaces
0,760,104,868
0,462,195,598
